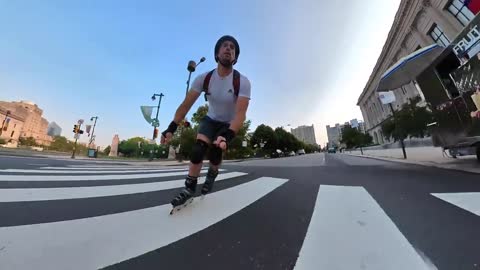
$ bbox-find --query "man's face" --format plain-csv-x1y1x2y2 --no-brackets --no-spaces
217,40,236,66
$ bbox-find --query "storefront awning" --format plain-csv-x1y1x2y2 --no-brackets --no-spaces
376,44,447,92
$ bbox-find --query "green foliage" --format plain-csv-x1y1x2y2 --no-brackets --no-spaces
0,138,6,145
191,104,209,128
49,136,70,151
251,124,277,153
225,120,253,159
381,96,434,141
177,127,197,159
19,136,37,147
340,125,373,149
118,137,147,157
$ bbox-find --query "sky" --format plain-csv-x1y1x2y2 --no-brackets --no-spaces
0,0,401,148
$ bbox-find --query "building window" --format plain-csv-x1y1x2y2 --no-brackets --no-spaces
10,131,14,137
447,0,478,27
429,24,450,47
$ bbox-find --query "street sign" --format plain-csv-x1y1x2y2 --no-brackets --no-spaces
379,91,396,105
74,133,80,140
151,119,159,127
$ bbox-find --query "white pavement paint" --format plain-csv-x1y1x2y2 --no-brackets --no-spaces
0,177,288,270
0,169,225,182
39,166,187,171
0,172,247,202
294,185,435,270
1,168,188,174
431,192,480,216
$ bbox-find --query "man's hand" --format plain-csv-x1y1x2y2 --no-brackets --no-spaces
160,121,178,145
213,136,227,151
161,132,173,145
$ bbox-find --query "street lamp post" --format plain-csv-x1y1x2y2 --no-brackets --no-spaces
186,57,205,96
150,93,164,161
173,57,205,161
89,116,98,148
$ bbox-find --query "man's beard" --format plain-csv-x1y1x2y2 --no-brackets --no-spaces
219,57,233,68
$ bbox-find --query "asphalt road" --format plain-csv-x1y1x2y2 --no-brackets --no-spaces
0,153,479,270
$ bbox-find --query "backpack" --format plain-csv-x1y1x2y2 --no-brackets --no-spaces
202,69,240,101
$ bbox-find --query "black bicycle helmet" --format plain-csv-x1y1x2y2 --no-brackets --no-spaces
214,35,240,65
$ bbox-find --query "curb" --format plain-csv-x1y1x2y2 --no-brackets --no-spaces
343,153,480,175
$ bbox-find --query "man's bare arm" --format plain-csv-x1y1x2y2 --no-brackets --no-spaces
172,90,202,123
229,96,250,133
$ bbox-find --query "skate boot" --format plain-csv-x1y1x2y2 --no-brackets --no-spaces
201,167,219,195
170,176,197,212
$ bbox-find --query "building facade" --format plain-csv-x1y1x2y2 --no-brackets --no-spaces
47,121,62,137
0,107,25,145
291,125,317,145
357,0,480,145
326,124,342,147
0,101,53,146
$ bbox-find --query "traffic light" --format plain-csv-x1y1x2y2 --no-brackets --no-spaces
73,125,78,133
79,129,84,134
153,128,159,139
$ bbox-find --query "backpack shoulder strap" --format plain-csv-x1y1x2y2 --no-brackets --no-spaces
203,69,215,101
233,69,240,97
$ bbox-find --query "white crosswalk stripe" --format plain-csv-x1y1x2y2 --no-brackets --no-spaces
0,169,225,181
431,192,480,216
1,168,190,174
0,172,247,202
294,185,437,270
0,177,288,270
39,166,188,171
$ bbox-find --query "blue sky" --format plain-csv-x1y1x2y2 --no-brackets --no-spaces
0,0,401,147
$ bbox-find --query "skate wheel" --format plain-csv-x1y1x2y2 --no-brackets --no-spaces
169,198,194,215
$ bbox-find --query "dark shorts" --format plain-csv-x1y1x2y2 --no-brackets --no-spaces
198,116,230,143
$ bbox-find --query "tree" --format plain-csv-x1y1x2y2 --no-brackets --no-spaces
274,127,303,153
251,124,277,155
191,104,209,128
340,125,373,154
177,127,197,160
118,137,147,157
50,136,71,152
0,138,6,145
381,96,434,141
19,136,37,147
225,120,253,159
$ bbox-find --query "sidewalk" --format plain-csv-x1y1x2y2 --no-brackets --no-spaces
344,148,480,174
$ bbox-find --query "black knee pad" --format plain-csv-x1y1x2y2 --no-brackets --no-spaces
208,146,223,165
190,140,208,164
